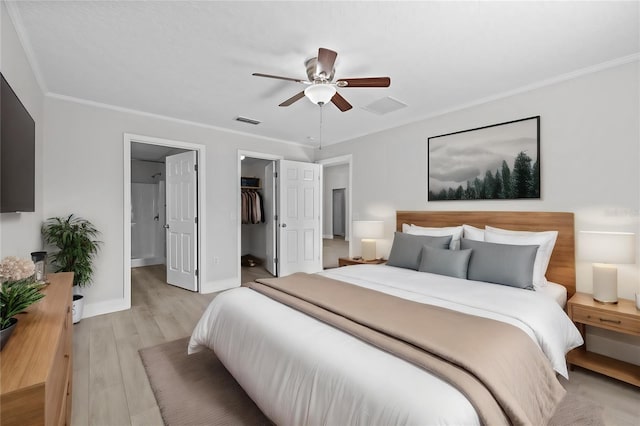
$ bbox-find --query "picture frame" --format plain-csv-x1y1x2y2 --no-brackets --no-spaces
428,116,540,201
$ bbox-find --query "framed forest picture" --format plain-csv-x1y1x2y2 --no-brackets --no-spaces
428,116,540,201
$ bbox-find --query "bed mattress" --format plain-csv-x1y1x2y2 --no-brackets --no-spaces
189,265,583,425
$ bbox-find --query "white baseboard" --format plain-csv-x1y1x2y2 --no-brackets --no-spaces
200,277,240,294
323,234,333,239
82,298,130,319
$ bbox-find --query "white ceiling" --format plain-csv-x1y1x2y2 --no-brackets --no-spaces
8,1,640,147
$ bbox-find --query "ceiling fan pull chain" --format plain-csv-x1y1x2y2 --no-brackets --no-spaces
319,105,324,151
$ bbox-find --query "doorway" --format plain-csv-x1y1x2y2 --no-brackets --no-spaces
318,155,352,268
240,156,276,283
332,188,346,238
237,152,323,281
124,134,206,310
237,150,283,283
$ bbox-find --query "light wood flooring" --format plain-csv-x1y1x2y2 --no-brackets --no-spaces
72,265,216,426
73,264,639,426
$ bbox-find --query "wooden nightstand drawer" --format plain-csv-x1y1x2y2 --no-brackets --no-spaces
572,305,640,335
338,258,385,267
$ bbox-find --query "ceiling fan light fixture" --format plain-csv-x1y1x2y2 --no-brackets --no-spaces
304,84,336,106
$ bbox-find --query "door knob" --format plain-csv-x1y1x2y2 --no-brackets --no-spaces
281,223,287,228
164,224,170,229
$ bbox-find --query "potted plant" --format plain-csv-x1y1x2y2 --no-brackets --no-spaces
0,256,45,350
42,214,101,323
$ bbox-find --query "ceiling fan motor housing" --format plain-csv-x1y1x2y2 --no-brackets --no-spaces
305,57,335,82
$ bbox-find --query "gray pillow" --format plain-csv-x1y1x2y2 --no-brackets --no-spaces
387,232,452,270
460,238,538,289
418,246,472,279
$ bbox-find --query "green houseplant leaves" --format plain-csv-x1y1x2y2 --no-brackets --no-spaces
0,278,45,330
42,215,102,288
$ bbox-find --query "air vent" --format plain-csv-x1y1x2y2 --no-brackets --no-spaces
235,116,261,125
362,97,408,115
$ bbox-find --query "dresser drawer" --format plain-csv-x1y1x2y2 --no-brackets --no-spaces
572,305,640,335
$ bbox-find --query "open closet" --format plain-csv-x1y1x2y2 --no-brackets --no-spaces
241,157,276,280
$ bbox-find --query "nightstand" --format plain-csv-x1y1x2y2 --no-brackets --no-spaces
338,257,386,267
566,292,640,387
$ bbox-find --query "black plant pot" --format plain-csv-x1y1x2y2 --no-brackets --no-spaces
0,317,18,350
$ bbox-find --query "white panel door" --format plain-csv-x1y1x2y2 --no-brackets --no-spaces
278,160,322,276
264,161,277,276
165,151,198,291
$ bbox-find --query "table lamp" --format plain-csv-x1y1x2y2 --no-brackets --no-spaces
353,221,384,261
579,231,636,304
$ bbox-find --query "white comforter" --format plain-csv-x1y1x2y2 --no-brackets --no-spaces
189,265,583,426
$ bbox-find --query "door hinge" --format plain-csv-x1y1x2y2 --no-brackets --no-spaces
274,258,278,264
194,164,198,172
274,214,278,221
195,216,198,224
274,172,278,178
195,269,199,277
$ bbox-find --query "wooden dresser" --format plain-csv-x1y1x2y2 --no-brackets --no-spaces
1,272,73,426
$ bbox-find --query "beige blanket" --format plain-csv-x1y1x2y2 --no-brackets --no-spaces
246,273,565,426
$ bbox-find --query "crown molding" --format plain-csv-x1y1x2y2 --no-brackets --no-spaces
325,53,640,147
4,1,48,93
46,92,309,148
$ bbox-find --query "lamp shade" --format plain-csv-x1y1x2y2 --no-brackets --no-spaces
304,84,336,105
579,231,636,264
353,221,384,239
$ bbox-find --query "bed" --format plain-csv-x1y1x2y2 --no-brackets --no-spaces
189,211,583,425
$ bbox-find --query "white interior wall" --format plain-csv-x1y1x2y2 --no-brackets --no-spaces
130,182,165,265
322,164,349,239
130,159,166,265
0,2,45,259
317,60,640,365
131,159,164,184
43,96,313,318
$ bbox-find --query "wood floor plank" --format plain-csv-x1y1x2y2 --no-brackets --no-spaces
130,405,164,426
115,336,159,418
111,309,139,341
89,383,132,426
88,317,122,389
152,310,190,341
71,363,89,426
130,305,166,349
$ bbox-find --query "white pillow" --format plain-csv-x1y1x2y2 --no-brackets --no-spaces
462,224,484,241
402,223,462,250
484,225,558,289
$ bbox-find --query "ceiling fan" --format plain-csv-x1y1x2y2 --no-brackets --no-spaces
252,48,391,112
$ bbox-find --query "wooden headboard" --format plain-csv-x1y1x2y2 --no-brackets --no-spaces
396,211,576,297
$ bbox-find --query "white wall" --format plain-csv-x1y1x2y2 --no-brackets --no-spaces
322,164,349,239
317,61,640,365
131,159,164,184
43,96,313,316
0,2,45,259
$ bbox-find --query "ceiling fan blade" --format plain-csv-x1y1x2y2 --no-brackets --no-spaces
316,48,338,79
279,91,306,107
331,92,353,112
253,73,306,83
336,77,391,88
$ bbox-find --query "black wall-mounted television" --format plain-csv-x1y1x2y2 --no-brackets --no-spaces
1,72,35,213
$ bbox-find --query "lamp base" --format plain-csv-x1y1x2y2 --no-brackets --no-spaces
361,239,377,261
592,263,618,304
